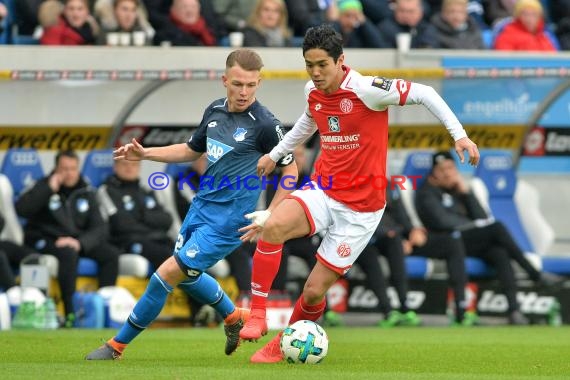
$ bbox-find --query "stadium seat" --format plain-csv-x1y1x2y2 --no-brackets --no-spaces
472,152,570,275
398,151,432,228
81,149,114,188
405,256,433,279
398,151,436,279
77,258,99,277
481,29,493,49
474,152,534,252
0,148,45,197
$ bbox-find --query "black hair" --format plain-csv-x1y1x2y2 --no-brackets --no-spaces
302,24,344,62
55,150,79,166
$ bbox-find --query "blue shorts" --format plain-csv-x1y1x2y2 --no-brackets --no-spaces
173,212,243,275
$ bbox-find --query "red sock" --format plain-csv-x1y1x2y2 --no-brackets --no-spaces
289,296,326,324
250,239,283,312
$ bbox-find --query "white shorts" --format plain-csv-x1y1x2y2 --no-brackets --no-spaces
288,183,384,275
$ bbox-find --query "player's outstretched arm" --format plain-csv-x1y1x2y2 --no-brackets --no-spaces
114,138,202,163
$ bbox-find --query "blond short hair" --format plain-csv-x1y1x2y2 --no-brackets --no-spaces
514,0,543,17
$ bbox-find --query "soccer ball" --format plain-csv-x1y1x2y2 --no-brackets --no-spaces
280,320,328,364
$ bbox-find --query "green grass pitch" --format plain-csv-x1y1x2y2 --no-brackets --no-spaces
1,326,569,380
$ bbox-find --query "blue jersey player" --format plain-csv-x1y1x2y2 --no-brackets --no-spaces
86,49,297,360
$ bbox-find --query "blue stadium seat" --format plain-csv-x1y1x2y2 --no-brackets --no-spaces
474,152,570,275
465,257,494,278
405,256,431,279
400,152,436,279
542,256,570,275
78,258,99,277
164,162,191,179
400,151,432,188
0,148,44,197
481,29,493,49
81,149,114,187
474,152,534,252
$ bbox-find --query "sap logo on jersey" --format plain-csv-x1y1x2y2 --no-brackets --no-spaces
207,137,234,163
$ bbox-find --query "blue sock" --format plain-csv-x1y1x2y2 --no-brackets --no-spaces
178,273,235,319
115,273,173,344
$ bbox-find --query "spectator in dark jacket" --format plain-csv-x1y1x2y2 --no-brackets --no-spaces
153,0,216,46
15,150,120,326
285,0,336,37
431,0,485,49
332,0,384,48
415,151,563,325
98,159,174,271
377,0,440,48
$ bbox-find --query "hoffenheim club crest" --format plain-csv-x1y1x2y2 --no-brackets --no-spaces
233,127,247,142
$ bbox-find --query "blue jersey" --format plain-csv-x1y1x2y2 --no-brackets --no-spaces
185,98,288,237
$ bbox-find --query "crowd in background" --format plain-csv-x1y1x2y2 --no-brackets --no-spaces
0,0,570,50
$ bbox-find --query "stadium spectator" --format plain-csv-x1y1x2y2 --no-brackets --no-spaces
39,0,99,45
331,0,385,48
212,0,257,33
15,0,44,36
551,0,570,49
242,0,292,47
94,0,153,45
0,211,37,290
423,0,487,27
85,48,298,360
493,0,558,51
97,159,174,271
556,17,570,50
285,0,337,37
377,0,440,48
143,0,224,40
431,0,485,49
0,1,8,37
238,24,479,363
415,151,564,325
15,150,120,327
482,0,516,27
359,0,392,24
153,0,216,46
